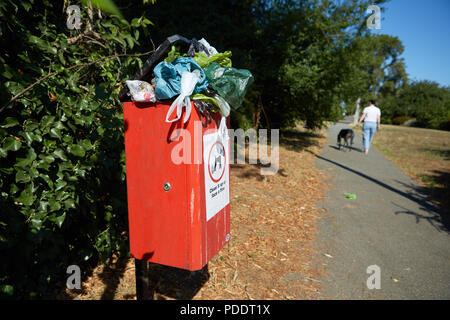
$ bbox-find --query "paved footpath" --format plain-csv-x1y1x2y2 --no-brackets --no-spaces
314,120,450,299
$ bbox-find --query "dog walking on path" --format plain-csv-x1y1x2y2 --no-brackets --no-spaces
337,129,354,151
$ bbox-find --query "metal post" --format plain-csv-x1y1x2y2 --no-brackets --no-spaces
135,258,150,300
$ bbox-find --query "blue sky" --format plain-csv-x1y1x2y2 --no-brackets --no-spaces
74,1,450,88
369,0,450,87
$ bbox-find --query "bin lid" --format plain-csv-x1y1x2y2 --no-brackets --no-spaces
119,34,191,102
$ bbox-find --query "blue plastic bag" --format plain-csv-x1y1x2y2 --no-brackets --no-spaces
154,57,208,100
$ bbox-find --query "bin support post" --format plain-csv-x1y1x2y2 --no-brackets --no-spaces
135,258,150,300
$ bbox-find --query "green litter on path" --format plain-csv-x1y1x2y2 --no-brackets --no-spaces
344,193,356,200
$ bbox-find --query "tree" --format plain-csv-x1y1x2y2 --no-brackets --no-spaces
340,33,408,116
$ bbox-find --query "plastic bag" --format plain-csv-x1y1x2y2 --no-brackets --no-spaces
191,93,219,107
164,45,183,63
193,100,215,117
204,62,254,109
213,94,231,117
187,38,211,57
154,57,208,101
193,51,232,69
125,80,156,102
344,193,357,200
165,70,201,123
198,38,219,56
192,93,230,117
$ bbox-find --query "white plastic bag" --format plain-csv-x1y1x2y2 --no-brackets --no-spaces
125,80,156,102
218,116,229,142
213,94,231,117
199,38,219,56
165,70,201,123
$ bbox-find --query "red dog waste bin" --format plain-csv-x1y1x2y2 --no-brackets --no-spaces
123,101,230,271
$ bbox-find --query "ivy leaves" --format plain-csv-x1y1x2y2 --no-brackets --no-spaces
0,0,150,298
1,137,21,153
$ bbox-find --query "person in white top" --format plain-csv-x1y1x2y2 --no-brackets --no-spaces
357,100,381,154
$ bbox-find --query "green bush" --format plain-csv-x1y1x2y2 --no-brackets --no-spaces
379,81,450,130
0,0,152,298
392,116,412,125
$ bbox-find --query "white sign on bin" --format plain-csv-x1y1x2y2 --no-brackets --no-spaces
203,117,230,221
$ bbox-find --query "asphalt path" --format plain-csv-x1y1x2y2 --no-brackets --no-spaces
314,120,450,299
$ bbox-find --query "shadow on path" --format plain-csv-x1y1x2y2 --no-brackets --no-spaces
329,145,362,152
310,150,449,233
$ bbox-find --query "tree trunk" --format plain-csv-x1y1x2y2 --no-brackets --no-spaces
253,95,262,131
353,97,361,125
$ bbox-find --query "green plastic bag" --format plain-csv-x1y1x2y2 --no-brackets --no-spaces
191,93,219,107
344,193,357,200
204,62,254,109
165,46,232,68
164,45,183,63
193,51,232,68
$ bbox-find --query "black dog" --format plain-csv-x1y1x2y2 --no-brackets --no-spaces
337,129,354,151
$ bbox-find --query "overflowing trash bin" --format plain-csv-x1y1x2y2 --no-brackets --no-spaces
120,35,253,271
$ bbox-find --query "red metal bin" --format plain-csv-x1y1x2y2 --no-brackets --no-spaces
123,101,230,271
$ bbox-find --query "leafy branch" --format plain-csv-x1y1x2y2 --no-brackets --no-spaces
0,49,155,113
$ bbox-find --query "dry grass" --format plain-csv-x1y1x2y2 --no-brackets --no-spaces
60,125,329,300
355,124,450,185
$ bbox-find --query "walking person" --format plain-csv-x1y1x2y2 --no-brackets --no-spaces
357,100,381,154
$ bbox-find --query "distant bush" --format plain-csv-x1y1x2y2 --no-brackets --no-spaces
379,81,450,131
392,116,412,125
